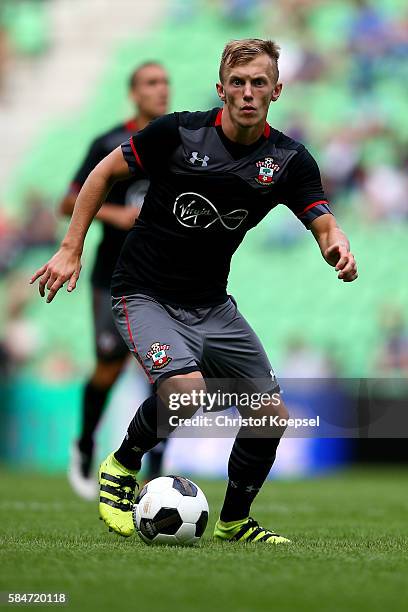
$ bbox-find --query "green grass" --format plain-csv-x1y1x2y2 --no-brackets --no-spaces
1,467,408,612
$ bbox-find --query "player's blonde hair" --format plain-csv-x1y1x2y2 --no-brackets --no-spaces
219,38,280,84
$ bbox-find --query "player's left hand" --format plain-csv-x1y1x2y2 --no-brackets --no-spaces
324,244,358,282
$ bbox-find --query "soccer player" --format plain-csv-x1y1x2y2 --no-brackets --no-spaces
59,62,170,499
31,39,358,543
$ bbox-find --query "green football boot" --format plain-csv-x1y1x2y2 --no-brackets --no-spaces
98,452,139,537
214,516,291,544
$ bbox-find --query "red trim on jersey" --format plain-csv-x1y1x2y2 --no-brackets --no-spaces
298,200,328,217
130,137,144,171
125,118,138,132
214,108,270,137
121,297,154,384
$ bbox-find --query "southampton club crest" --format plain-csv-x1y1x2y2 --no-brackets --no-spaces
146,342,172,370
255,157,280,185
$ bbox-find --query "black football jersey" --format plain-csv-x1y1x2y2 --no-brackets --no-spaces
112,108,331,307
70,120,147,288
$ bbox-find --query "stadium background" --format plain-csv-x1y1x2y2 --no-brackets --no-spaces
1,0,408,474
1,3,408,611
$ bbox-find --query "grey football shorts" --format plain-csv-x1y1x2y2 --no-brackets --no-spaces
111,293,279,396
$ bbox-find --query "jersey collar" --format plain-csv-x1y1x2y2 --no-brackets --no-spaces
125,118,139,133
214,108,270,138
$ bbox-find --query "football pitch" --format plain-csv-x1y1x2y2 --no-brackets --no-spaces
1,467,407,612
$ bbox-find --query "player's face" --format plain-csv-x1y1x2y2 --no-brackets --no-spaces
130,65,169,119
217,54,282,128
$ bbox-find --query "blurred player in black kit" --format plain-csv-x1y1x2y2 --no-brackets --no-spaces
59,62,170,499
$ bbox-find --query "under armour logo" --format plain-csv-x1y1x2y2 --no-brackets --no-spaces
189,151,210,166
244,484,260,494
229,479,260,494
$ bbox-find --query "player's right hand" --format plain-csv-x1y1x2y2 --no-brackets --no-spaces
30,245,82,303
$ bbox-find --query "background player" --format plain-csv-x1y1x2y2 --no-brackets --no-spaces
31,38,358,543
59,62,170,499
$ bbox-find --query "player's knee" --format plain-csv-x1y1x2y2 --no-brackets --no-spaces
261,395,289,433
276,398,289,423
158,371,206,416
257,394,288,418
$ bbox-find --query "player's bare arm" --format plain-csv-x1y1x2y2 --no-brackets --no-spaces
30,146,131,302
310,214,358,282
59,193,138,231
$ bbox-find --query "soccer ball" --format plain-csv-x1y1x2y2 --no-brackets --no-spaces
133,475,209,545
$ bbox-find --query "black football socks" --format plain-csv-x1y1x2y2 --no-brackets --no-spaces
220,434,281,522
78,381,110,456
115,395,163,471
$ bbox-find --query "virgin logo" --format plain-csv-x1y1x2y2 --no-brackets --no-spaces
173,192,248,230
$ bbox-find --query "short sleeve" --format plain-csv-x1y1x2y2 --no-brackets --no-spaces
70,139,106,195
283,148,332,228
121,113,180,177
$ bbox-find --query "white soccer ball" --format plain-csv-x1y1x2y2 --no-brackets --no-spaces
133,476,209,545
